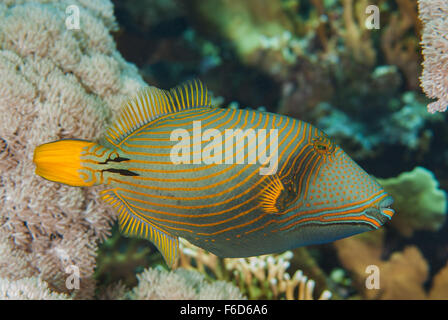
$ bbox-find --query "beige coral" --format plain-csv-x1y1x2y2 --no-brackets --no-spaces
341,0,376,66
0,277,71,300
419,0,448,112
0,0,145,298
0,266,245,300
178,239,332,300
381,0,420,90
130,268,245,300
334,230,448,299
429,262,448,299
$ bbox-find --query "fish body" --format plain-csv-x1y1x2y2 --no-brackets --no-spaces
33,80,394,267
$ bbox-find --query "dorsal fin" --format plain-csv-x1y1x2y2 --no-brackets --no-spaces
103,79,212,146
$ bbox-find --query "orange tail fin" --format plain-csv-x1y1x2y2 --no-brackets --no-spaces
33,140,97,187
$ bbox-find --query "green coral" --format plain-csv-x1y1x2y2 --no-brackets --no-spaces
377,167,447,237
186,0,294,63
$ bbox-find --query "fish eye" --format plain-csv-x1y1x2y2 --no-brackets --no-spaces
108,152,119,161
312,137,334,154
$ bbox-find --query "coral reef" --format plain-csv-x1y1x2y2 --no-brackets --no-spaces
94,225,162,288
419,0,448,113
429,262,448,299
0,267,245,300
129,268,244,300
0,277,71,300
381,0,421,90
0,0,446,301
0,0,144,298
315,91,443,160
334,230,448,299
0,0,254,300
341,0,376,66
185,0,294,69
377,167,447,237
178,239,332,300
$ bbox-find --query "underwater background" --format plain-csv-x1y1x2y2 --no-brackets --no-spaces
0,0,447,300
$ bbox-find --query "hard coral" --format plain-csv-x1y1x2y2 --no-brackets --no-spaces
382,0,421,90
178,239,332,300
341,0,376,66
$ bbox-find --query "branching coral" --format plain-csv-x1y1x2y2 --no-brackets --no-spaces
341,0,376,66
382,0,421,90
419,0,448,112
178,239,332,300
0,0,145,298
224,253,332,300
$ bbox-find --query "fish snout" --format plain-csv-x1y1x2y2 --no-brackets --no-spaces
379,195,395,220
365,195,395,227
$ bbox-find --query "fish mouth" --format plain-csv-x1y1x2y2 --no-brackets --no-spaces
379,195,395,219
364,195,395,227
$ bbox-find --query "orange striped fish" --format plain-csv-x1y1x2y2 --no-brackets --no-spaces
33,80,395,267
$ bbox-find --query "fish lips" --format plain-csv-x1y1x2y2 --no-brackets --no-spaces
364,195,395,227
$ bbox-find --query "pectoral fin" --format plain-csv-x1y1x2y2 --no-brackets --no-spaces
259,174,297,214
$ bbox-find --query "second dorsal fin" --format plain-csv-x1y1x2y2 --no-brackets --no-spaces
103,79,212,145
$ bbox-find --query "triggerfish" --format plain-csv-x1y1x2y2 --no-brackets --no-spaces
33,80,395,267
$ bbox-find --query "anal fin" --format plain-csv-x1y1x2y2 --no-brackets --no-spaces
101,189,179,268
